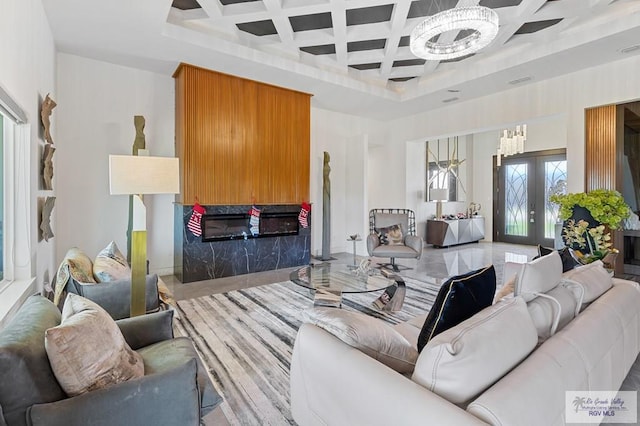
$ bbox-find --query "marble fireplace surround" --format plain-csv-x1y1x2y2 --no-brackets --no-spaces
174,204,311,283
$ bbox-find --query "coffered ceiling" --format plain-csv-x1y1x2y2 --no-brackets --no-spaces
42,0,640,120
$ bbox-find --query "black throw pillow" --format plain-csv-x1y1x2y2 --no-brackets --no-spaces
417,265,496,352
534,245,579,273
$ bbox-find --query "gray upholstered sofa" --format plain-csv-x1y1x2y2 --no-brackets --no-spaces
0,295,222,426
291,253,640,425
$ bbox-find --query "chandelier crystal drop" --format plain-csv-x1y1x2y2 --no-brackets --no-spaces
410,6,499,61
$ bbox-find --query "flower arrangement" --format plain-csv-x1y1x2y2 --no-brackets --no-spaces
551,189,630,268
562,219,617,265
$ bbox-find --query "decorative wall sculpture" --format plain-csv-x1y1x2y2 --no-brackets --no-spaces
40,93,56,144
42,144,55,190
40,196,56,242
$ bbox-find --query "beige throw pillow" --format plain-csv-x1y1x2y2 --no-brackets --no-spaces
303,308,418,373
93,241,131,282
45,294,144,397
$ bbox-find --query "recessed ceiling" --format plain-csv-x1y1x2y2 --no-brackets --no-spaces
163,0,636,88
41,0,640,120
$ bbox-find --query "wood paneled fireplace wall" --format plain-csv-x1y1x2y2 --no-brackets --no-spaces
173,64,312,282
173,63,311,205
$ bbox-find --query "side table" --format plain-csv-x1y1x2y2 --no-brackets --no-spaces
347,236,362,267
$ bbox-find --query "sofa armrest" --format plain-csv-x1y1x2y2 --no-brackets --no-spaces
27,358,201,426
290,324,487,426
116,310,174,350
67,274,160,320
366,233,380,256
404,235,423,259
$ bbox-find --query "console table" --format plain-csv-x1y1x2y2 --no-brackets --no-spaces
427,217,485,248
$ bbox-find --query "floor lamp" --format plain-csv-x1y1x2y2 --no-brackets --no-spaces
109,154,179,317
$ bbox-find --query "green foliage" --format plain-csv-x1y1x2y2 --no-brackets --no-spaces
549,189,630,230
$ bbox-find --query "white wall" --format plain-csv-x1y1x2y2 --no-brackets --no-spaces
55,54,175,274
310,107,374,256
0,0,57,291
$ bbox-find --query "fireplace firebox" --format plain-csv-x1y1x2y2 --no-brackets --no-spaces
201,211,299,242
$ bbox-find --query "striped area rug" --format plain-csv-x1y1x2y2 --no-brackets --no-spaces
175,277,442,425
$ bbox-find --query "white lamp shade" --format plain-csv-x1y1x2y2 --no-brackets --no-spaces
109,155,180,195
430,188,449,202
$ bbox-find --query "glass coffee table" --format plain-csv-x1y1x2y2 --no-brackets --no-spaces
290,263,405,311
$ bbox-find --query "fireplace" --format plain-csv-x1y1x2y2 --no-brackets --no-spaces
202,211,299,241
175,204,310,282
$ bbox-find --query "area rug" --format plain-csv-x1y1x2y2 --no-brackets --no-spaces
174,276,442,425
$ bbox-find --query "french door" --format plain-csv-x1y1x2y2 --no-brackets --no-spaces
494,149,567,247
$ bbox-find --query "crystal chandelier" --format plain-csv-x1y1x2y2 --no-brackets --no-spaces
410,6,499,61
496,125,527,166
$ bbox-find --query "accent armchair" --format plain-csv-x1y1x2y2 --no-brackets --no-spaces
0,295,222,426
367,209,423,271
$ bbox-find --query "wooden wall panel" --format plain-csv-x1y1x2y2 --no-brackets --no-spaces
585,104,623,191
585,104,625,274
174,64,311,205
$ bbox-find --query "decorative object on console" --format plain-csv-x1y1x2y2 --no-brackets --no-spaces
40,93,56,144
187,202,205,237
430,187,448,220
109,154,179,317
42,144,55,190
40,196,56,242
496,124,526,166
417,265,496,352
410,6,499,61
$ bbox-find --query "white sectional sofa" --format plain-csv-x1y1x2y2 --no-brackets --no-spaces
290,253,640,426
